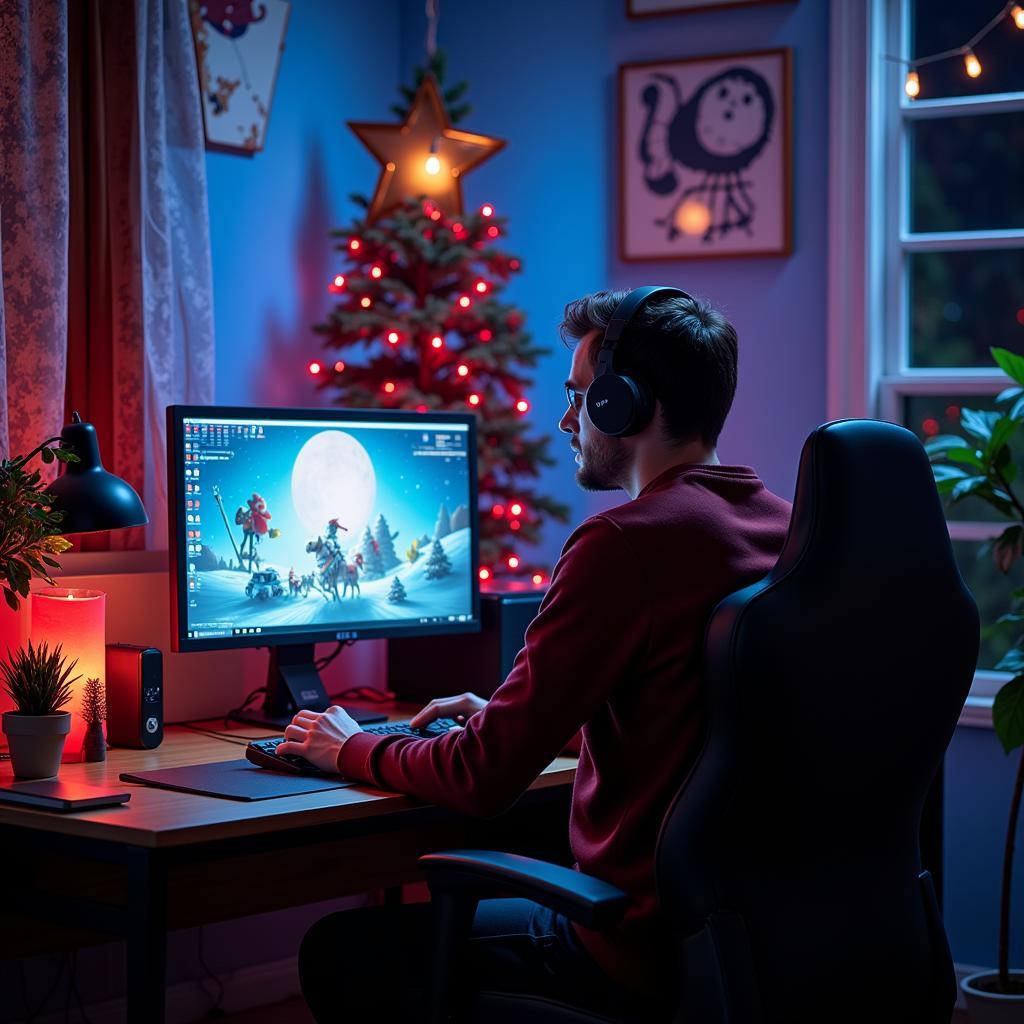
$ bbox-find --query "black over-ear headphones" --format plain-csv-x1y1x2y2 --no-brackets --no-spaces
585,286,693,437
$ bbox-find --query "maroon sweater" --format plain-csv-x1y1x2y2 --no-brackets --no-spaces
338,463,791,990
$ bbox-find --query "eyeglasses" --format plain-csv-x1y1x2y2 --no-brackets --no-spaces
565,384,585,413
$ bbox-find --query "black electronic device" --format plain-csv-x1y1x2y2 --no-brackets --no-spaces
246,717,460,775
388,590,543,703
106,643,163,749
166,405,481,731
0,779,131,812
585,286,693,437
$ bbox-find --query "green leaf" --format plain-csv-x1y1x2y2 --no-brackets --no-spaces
997,385,1024,403
39,446,53,464
987,415,1019,460
992,347,1024,387
950,475,988,501
961,408,1001,444
932,463,971,482
997,648,1024,674
1012,395,1024,421
993,676,1024,754
925,434,970,457
946,447,985,469
3,587,19,611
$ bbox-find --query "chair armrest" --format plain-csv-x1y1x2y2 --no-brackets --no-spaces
419,849,630,931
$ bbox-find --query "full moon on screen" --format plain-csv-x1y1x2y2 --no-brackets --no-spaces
291,430,377,543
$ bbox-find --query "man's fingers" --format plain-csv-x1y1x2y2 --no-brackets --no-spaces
275,740,304,756
292,710,319,725
284,723,308,741
411,699,455,727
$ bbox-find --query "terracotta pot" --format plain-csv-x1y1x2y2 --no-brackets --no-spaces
2,711,71,779
961,971,1024,1023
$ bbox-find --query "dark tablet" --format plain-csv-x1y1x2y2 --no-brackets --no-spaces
0,779,131,812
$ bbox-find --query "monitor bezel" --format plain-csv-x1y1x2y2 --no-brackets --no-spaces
167,404,481,654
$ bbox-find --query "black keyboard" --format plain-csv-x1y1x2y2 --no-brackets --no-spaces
245,718,460,775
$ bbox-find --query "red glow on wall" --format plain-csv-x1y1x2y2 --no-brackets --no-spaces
922,418,940,437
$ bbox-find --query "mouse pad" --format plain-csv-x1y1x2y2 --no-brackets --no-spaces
120,760,354,801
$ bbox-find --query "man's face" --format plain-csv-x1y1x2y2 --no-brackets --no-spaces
558,331,628,492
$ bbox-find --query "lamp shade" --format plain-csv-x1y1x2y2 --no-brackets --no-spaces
47,414,148,533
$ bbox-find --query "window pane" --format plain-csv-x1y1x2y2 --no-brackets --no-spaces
902,392,1021,522
911,113,1024,232
911,2,1024,99
952,540,1023,670
909,249,1024,368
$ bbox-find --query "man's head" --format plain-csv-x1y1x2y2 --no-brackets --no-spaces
557,289,738,493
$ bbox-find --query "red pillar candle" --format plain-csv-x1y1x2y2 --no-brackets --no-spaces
30,587,105,761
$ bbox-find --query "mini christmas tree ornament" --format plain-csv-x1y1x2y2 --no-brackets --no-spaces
81,675,107,763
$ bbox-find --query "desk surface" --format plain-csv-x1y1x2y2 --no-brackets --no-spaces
0,709,577,849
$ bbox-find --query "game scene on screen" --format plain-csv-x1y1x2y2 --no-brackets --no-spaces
180,420,473,638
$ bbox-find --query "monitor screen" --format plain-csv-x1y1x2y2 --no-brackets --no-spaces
168,406,479,651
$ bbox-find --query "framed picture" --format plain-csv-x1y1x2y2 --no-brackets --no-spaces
618,48,792,261
189,0,290,155
627,0,794,17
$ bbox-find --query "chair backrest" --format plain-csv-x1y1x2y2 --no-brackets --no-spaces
655,419,979,1023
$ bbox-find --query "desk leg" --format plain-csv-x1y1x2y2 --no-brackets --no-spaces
126,852,167,1024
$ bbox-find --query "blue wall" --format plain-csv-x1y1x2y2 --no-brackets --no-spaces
398,0,829,566
207,0,401,408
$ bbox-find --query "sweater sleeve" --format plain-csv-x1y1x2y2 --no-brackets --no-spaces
337,516,649,816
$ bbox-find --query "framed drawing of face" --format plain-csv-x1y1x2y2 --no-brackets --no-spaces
618,48,792,261
189,0,290,155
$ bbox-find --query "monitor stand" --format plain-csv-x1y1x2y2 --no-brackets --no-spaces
229,643,388,730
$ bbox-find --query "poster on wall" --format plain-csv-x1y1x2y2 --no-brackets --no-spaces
618,48,791,261
189,1,290,155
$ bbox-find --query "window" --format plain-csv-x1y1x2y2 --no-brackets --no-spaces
831,0,1024,689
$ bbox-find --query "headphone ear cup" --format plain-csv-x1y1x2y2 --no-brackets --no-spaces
586,373,653,437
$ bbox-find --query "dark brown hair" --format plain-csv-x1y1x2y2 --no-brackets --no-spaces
559,289,738,447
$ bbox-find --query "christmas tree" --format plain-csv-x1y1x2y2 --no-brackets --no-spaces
425,539,452,580
374,514,401,571
358,526,385,580
387,576,407,603
311,57,569,584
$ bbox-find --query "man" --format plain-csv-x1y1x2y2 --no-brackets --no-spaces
286,289,792,1020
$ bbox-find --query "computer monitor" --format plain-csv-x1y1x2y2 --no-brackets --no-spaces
167,405,480,728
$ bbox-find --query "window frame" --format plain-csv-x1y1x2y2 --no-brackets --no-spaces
828,0,1024,716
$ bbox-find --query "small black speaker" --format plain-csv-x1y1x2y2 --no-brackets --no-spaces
105,644,163,748
388,591,544,703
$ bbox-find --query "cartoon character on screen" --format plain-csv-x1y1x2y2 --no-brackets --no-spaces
288,567,302,598
306,535,345,602
638,66,774,242
341,552,363,599
199,1,267,39
234,492,278,572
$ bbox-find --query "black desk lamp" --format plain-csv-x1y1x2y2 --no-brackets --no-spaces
47,412,149,532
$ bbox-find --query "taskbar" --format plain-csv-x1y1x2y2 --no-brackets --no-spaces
186,613,473,641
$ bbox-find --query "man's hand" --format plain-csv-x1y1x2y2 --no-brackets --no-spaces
409,691,488,729
275,706,362,773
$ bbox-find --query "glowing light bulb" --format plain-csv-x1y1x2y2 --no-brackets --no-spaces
424,154,441,175
904,70,920,99
479,567,491,581
509,259,520,270
457,363,469,377
330,274,346,290
431,335,444,349
515,399,530,413
468,393,481,407
383,381,396,394
430,209,442,222
475,280,489,294
964,49,982,78
349,238,361,251
510,503,522,517
492,504,505,518
532,573,543,585
510,520,521,531
370,265,383,279
334,360,345,373
308,361,321,375
458,295,472,309
481,204,494,217
1012,4,1024,29
507,555,519,569
452,222,464,234
387,331,400,345
360,296,372,308
486,226,500,238
479,329,493,341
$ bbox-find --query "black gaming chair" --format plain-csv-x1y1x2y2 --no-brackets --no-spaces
419,419,979,1023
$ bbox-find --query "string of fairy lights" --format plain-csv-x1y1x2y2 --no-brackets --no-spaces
898,1,1024,99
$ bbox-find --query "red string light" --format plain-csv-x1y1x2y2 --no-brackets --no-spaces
509,502,522,517
370,265,383,279
430,209,442,222
334,360,345,373
308,360,322,375
329,274,346,292
468,393,481,407
507,554,519,569
458,295,472,309
430,335,444,349
383,381,396,394
478,567,491,581
360,297,372,308
491,504,504,518
515,399,530,414
532,573,544,585
457,363,470,377
486,226,500,239
922,418,940,437
479,329,492,342
481,204,494,217
387,331,400,345
474,280,489,294
509,259,520,271
349,238,361,251
510,519,521,531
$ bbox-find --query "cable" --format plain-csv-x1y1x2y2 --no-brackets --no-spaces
197,925,226,1018
175,723,251,746
315,638,356,671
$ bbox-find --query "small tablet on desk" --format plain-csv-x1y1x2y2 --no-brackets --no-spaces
0,779,131,813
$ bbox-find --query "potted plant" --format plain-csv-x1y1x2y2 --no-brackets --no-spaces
81,676,107,762
1,640,80,778
926,346,1024,1019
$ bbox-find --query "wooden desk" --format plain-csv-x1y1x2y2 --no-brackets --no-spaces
0,714,577,1023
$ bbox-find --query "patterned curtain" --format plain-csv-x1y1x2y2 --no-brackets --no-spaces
0,1,69,469
136,0,216,550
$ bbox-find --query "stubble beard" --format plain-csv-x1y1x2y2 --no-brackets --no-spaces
575,436,627,492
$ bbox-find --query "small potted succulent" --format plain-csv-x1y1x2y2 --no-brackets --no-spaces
926,346,1024,1019
1,641,80,778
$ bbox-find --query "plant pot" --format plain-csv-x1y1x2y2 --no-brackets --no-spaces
82,719,106,762
1,711,71,779
962,971,1024,1023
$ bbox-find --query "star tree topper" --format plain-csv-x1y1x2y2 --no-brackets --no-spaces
348,75,505,223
